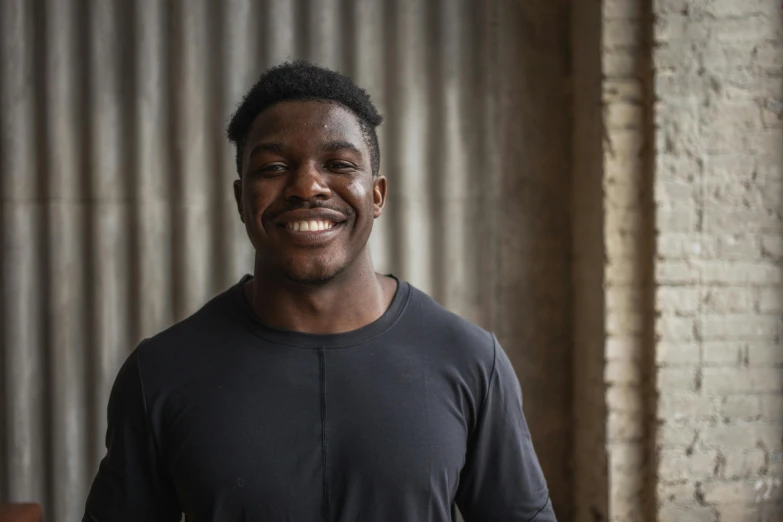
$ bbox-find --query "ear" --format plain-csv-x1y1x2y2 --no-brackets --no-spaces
372,175,387,219
233,179,245,223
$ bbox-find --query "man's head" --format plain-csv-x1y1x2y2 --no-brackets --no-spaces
227,62,387,286
227,61,383,178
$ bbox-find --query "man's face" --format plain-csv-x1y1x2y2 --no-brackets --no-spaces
234,100,386,285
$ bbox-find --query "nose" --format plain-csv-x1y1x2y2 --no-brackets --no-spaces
283,161,332,202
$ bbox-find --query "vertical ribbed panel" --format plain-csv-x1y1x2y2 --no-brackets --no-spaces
0,1,573,520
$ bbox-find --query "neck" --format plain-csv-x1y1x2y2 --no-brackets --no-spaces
246,250,396,334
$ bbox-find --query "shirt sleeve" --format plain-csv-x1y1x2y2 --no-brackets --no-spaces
455,334,557,522
83,346,181,522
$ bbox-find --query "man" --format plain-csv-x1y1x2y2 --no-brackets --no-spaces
83,61,556,521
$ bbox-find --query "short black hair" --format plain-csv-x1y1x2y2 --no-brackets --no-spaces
226,61,383,177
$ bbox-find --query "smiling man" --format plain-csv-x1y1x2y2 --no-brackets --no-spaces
83,61,556,522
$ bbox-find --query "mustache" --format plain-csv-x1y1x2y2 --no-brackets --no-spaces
268,202,355,219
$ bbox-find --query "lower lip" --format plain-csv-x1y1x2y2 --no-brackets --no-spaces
278,223,343,244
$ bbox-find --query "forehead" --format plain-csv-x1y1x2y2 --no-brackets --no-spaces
246,100,365,148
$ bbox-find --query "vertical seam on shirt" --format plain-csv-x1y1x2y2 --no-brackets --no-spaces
319,347,331,522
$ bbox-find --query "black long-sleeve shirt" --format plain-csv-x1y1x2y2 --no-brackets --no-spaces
83,275,556,521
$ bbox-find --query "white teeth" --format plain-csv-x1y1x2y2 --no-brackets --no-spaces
286,220,335,231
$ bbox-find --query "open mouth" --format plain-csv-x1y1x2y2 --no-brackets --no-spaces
284,219,337,232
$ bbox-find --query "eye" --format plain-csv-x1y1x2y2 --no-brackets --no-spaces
255,164,287,176
326,161,355,171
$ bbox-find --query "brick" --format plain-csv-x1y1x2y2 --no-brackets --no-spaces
605,129,645,159
657,342,701,365
657,233,701,260
604,0,641,19
608,442,644,473
656,208,699,233
608,410,644,441
659,448,719,481
703,0,781,17
657,316,697,341
758,287,783,313
761,235,783,261
701,423,783,451
701,40,756,70
701,261,781,285
657,286,700,313
760,395,783,421
701,287,755,314
607,231,637,259
604,50,641,78
607,286,641,311
656,419,698,447
606,155,643,183
656,261,699,284
604,20,641,49
606,101,643,130
655,153,701,183
715,505,762,522
658,391,716,421
657,481,697,505
655,72,707,100
606,179,642,208
606,361,643,384
702,479,783,504
723,448,767,479
761,501,783,522
702,208,780,234
713,234,762,261
703,341,745,366
753,41,783,70
654,14,709,43
603,79,643,103
607,385,644,412
655,42,700,72
747,342,783,366
608,310,644,336
710,16,782,43
606,208,643,234
658,505,717,522
699,315,780,341
606,260,639,285
720,395,762,421
607,336,644,361
703,368,783,393
656,115,701,157
655,180,698,205
701,99,762,130
658,367,698,391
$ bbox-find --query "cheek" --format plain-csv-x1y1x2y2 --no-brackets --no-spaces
346,178,372,211
245,185,271,216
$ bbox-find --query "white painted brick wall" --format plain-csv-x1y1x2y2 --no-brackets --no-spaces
652,0,783,519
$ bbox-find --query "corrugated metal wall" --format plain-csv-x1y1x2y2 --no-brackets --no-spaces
1,1,575,521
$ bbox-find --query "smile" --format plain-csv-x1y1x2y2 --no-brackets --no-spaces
285,220,336,232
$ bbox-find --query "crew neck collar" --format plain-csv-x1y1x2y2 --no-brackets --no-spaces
233,274,410,348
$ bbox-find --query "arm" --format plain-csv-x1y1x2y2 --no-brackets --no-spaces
83,346,181,522
456,335,557,522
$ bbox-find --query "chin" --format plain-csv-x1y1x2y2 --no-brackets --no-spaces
282,261,348,287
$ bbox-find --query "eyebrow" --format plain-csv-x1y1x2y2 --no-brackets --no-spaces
321,141,361,155
248,142,284,160
248,140,361,161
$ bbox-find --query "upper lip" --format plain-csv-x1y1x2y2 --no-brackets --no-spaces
273,208,348,226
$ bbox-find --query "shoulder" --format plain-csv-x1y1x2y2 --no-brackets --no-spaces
136,282,243,371
402,283,497,370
